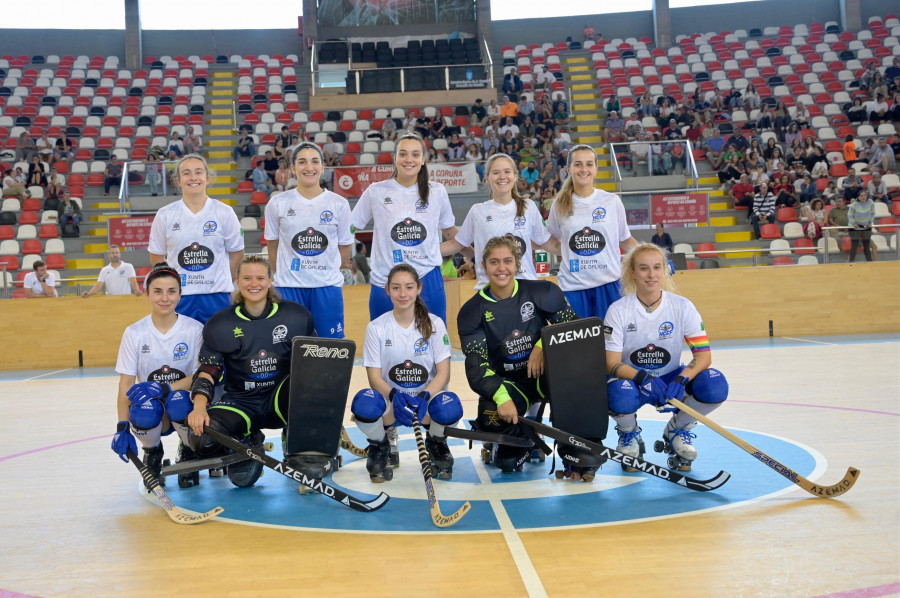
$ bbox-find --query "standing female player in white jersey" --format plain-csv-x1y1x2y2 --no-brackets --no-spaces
350,133,458,323
265,142,353,338
604,243,729,471
546,144,637,319
349,264,463,482
440,153,560,289
148,154,245,324
110,263,204,488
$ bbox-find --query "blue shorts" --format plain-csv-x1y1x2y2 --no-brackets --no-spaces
276,286,345,338
368,266,446,325
176,292,232,324
564,281,622,320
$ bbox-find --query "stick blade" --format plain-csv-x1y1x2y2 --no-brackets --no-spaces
432,500,471,528
167,506,225,525
687,470,731,491
802,467,861,499
348,491,390,512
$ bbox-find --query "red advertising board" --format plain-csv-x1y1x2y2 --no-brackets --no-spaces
108,215,154,250
650,192,709,227
334,166,394,198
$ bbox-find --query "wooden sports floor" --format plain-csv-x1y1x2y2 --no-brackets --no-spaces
0,334,897,598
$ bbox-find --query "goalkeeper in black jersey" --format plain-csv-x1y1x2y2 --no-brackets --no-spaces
457,234,577,472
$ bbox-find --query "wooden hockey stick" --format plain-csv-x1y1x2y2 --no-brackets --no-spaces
127,450,223,524
339,426,368,457
412,416,470,528
668,398,860,498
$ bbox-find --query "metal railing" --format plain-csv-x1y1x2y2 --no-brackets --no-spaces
608,139,697,193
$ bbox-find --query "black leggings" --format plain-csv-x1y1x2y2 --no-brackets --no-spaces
848,229,873,262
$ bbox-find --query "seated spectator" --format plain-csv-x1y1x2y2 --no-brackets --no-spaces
793,102,810,130
431,115,447,138
724,88,743,111
583,22,596,42
800,197,826,240
731,174,756,211
787,146,807,171
772,101,792,141
705,128,726,170
322,134,339,166
184,126,203,154
485,99,500,126
867,94,889,124
684,120,702,146
381,116,398,140
82,246,141,297
725,130,749,154
3,168,30,199
750,183,776,239
500,95,519,122
868,171,888,204
262,149,279,183
605,111,625,146
631,132,651,172
822,179,840,204
773,173,797,208
36,131,55,161
657,98,676,127
639,91,658,118
465,143,484,181
502,68,524,94
58,190,82,234
846,97,867,124
767,147,785,174
553,128,571,152
46,169,64,200
843,170,862,201
870,73,889,103
499,116,520,139
756,104,774,131
252,161,274,196
272,137,286,162
23,260,57,298
465,129,482,150
352,243,370,284
847,190,875,262
414,115,432,138
274,159,291,192
650,133,670,175
651,222,674,253
623,111,643,141
742,83,761,111
26,156,47,187
521,160,540,186
784,123,802,149
16,132,37,163
470,98,487,127
104,155,124,196
826,195,849,232
553,104,570,127
858,61,878,93
605,96,621,117
885,57,900,82
868,137,896,173
499,131,520,162
166,131,184,160
518,96,535,122
797,173,818,205
536,65,555,91
718,153,745,187
708,88,726,113
232,130,255,162
806,146,829,179
446,132,465,160
276,125,292,149
891,88,900,123
482,129,500,156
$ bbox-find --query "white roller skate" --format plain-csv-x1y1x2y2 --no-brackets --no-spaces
654,420,698,471
615,425,645,472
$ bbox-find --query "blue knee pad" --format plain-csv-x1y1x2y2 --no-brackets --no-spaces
164,390,192,423
428,391,463,425
607,378,642,415
689,369,729,404
129,398,164,430
351,388,387,423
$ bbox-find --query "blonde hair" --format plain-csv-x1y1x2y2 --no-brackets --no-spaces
484,153,527,218
174,153,216,186
231,255,282,305
554,144,598,218
620,243,677,296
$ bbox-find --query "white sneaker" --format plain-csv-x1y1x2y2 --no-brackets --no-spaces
664,420,698,461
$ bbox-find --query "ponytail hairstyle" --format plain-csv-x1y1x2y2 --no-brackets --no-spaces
231,254,281,306
554,144,598,219
620,243,677,296
144,261,181,294
393,133,431,207
292,140,325,165
387,263,434,341
484,153,527,218
481,233,523,275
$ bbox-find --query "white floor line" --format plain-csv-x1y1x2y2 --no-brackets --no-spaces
779,337,835,346
473,456,548,598
25,368,72,381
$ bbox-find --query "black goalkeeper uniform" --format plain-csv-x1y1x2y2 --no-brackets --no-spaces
198,300,315,434
457,279,576,433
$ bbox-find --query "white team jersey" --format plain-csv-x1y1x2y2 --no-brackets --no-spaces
546,189,632,291
604,292,707,378
264,188,353,288
363,311,452,394
98,262,136,295
147,197,245,296
22,271,55,294
116,314,204,385
455,198,551,290
350,178,456,287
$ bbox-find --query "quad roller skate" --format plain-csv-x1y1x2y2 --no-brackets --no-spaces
555,444,605,482
366,435,393,482
425,433,454,479
494,445,529,473
176,440,200,488
226,431,266,488
142,443,168,489
481,442,494,464
654,420,698,471
289,453,341,494
615,425,646,472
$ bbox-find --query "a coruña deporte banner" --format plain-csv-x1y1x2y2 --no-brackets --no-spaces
650,192,709,226
334,163,478,198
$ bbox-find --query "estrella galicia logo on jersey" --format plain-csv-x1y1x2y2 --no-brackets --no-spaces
178,242,214,271
413,337,428,355
203,220,218,235
272,325,288,344
520,301,535,322
569,227,606,256
291,227,328,256
390,218,426,246
503,329,534,361
319,210,334,223
173,343,188,360
148,365,186,385
592,207,607,221
415,199,427,212
658,321,674,338
388,360,428,388
630,344,671,369
513,215,526,229
249,349,279,380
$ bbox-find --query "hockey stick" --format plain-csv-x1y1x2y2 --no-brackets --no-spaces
412,415,470,528
204,426,389,512
340,426,368,457
127,450,223,524
443,425,534,448
520,419,731,492
668,398,860,498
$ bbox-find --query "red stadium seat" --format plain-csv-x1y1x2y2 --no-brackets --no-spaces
760,223,781,239
45,254,66,270
22,239,42,254
39,224,59,239
238,181,254,193
772,256,794,266
19,211,38,225
87,173,104,187
696,243,717,258
250,192,268,205
877,217,898,234
794,238,815,255
777,207,798,223
0,225,13,240
0,255,20,272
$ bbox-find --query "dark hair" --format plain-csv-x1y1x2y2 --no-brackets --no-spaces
393,133,431,206
145,261,181,291
356,241,365,252
32,259,46,271
387,264,434,340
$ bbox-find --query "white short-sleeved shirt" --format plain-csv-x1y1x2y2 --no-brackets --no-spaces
264,188,353,288
546,189,632,291
98,262,136,295
23,271,55,294
350,179,456,287
363,311,451,394
115,314,204,385
604,292,708,378
147,197,244,296
455,198,550,290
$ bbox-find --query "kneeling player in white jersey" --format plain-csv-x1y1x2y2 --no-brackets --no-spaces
265,142,354,338
604,243,729,471
350,263,463,481
111,263,204,488
148,154,245,324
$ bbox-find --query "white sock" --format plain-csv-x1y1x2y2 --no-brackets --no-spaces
429,421,457,438
611,413,638,431
357,419,386,442
132,423,162,449
172,422,191,447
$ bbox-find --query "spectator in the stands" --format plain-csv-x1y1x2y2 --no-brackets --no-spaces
797,173,818,205
631,132,650,173
867,94,889,125
46,169,64,201
536,65,555,92
428,147,446,163
37,131,54,161
843,170,862,201
487,99,502,126
521,160,540,187
725,130,749,155
58,190,82,233
500,95,519,122
705,128,726,170
773,173,797,208
718,152,745,188
518,96,535,123
885,57,900,82
553,128,571,154
846,97,867,124
465,143,484,182
605,96,621,118
274,159,291,192
827,195,849,230
23,260,57,299
104,155,124,196
499,116,519,139
756,104,774,131
750,163,769,191
822,179,840,204
724,88,743,111
807,146,829,179
166,131,184,160
656,98,676,128
868,171,888,205
26,155,46,188
2,168,28,200
583,22,596,42
649,133,670,175
263,149,279,183
353,242,370,283
708,88,726,113
499,131,519,163
800,197,826,241
272,137,286,163
651,222,673,253
414,114,432,138
750,182,776,240
232,129,255,162
741,83,760,111
144,153,161,196
793,101,810,130
252,160,274,196
859,61,878,94
15,131,36,163
465,128,481,149
730,174,755,211
431,115,446,138
471,98,487,127
553,103,570,127
519,115,536,142
322,134,339,166
784,123,802,149
381,116,397,141
482,129,500,157
446,132,465,160
184,126,203,154
869,73,889,103
869,137,896,173
891,86,900,122
502,68,524,94
766,147,784,174
81,246,141,297
847,190,875,262
639,91,658,118
788,146,807,171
